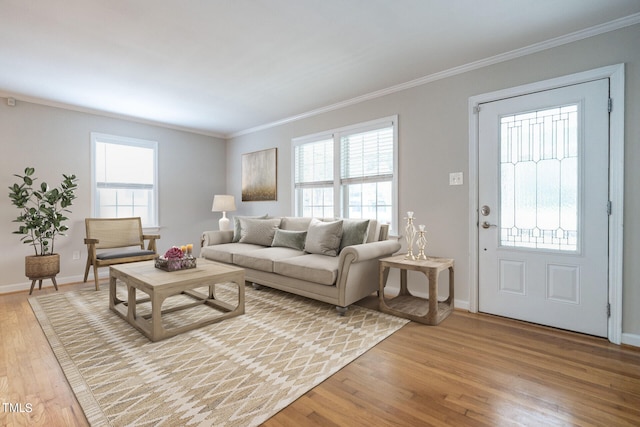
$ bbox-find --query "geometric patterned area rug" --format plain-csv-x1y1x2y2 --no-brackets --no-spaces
29,283,408,426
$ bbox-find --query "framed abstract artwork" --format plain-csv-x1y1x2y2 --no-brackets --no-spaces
242,148,277,201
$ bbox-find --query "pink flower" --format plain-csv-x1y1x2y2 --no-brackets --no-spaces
164,246,184,259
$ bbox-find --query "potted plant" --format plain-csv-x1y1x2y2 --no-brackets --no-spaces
8,167,78,280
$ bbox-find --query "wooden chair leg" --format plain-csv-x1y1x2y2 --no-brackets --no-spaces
83,257,91,282
93,265,100,291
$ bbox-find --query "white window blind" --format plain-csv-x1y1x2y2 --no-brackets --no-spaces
295,138,333,185
341,126,394,182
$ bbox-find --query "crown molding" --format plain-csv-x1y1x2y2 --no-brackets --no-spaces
0,91,227,140
229,13,640,139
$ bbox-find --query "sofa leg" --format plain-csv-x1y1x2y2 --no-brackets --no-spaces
252,282,264,290
336,306,348,316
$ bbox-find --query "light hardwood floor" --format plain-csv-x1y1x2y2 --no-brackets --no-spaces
1,281,639,426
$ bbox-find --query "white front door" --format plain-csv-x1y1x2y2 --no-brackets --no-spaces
478,79,610,337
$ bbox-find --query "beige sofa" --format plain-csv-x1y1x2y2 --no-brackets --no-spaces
201,216,400,313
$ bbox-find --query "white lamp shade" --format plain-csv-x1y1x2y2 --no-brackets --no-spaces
212,195,236,212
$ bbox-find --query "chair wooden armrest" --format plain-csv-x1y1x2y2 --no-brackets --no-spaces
143,234,160,252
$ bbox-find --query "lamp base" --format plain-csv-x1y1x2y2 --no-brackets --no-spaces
219,213,231,231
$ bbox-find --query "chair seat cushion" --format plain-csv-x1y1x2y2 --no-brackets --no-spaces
96,249,156,260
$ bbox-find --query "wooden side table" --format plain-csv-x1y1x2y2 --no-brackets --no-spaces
379,254,454,325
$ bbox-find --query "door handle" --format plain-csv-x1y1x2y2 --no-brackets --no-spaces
481,221,497,229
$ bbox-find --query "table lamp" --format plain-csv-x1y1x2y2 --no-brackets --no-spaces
212,195,236,231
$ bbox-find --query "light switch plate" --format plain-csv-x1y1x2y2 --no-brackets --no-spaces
449,172,463,186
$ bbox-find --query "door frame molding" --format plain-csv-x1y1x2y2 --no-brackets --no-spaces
468,64,625,344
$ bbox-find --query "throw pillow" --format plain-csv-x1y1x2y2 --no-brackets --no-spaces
271,229,307,251
232,214,269,242
239,217,281,246
304,218,343,257
280,216,313,231
339,219,370,252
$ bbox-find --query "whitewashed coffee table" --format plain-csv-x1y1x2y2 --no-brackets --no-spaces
109,259,245,341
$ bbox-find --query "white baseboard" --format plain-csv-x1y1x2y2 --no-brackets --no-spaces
621,333,640,348
0,272,109,294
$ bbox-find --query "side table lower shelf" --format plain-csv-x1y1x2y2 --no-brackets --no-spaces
379,255,454,325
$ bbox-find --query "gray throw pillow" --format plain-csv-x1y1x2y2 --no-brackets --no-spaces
271,229,307,251
280,216,313,231
304,218,343,257
339,219,370,252
239,217,281,246
232,214,269,242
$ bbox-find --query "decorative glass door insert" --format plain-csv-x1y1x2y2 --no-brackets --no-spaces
500,104,579,251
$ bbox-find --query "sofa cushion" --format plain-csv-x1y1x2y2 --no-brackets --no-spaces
200,242,265,264
239,217,281,246
304,218,343,257
234,247,306,273
271,229,307,251
280,217,313,231
339,219,370,252
232,214,269,242
274,254,340,286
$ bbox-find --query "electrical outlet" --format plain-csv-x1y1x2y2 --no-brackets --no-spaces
72,250,80,260
449,172,463,186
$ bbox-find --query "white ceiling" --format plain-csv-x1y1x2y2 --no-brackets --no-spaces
1,1,639,138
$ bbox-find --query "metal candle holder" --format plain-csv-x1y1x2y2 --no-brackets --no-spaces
404,211,416,260
416,224,428,260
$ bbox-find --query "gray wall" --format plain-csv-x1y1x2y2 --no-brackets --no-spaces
227,24,640,338
0,101,226,292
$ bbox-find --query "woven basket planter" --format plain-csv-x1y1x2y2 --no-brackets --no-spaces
25,254,60,279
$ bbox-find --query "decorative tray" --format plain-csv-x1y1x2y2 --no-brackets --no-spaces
154,256,197,272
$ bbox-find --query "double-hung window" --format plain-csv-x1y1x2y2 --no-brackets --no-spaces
293,116,398,234
91,133,158,228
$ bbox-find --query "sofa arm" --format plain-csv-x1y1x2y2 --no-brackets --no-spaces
339,239,401,264
334,239,401,307
201,230,234,247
